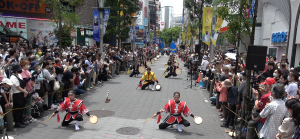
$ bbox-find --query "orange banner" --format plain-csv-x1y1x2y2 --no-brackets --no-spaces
0,0,52,14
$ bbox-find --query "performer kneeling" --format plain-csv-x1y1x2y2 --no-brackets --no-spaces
139,67,160,90
165,63,178,78
51,91,93,130
130,62,140,77
152,92,198,132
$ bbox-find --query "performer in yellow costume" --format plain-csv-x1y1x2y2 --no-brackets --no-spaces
139,67,160,90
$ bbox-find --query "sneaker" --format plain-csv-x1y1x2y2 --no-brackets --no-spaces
87,88,91,91
220,118,225,122
28,118,37,123
51,104,57,109
75,125,80,130
177,124,184,132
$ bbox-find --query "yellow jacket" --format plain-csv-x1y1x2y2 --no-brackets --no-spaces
140,71,158,84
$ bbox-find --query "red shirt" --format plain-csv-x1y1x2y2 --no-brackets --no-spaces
257,92,271,124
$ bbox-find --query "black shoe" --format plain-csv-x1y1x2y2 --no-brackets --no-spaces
21,121,29,126
61,123,69,126
14,124,26,128
220,123,229,128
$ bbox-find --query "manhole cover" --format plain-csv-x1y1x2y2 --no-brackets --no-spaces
116,127,140,135
89,110,115,118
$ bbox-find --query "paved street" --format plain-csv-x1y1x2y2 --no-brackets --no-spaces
8,55,231,139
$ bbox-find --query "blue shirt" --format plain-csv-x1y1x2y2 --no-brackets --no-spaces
85,60,91,71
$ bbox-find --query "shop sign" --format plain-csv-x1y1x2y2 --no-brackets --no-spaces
0,17,27,33
77,28,93,38
0,0,52,14
271,31,287,43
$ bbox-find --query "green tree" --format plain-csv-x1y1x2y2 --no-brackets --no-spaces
41,0,82,48
157,26,182,47
104,0,140,48
184,0,212,66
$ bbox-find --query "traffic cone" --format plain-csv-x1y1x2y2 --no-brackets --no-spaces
196,73,201,83
105,90,110,103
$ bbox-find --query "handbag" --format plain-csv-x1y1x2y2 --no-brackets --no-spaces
14,75,26,89
53,80,60,91
42,71,51,91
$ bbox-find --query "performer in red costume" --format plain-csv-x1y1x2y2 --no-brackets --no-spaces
152,92,198,132
51,91,93,130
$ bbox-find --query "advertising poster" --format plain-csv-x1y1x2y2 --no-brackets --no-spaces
211,17,223,45
27,20,58,46
103,9,110,36
93,9,100,42
202,7,213,46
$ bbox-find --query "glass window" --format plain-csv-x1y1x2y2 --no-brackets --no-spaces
269,48,277,58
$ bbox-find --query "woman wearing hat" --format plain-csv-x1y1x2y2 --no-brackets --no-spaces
0,78,13,123
10,64,28,128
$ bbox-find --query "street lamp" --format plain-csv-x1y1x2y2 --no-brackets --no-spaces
132,16,138,51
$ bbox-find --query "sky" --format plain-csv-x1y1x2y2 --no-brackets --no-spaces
161,0,183,16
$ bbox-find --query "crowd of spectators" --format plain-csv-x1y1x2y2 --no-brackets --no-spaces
0,40,150,131
181,50,300,139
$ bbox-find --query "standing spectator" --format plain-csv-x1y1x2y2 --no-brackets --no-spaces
201,55,209,76
216,77,228,122
220,79,239,128
253,83,287,139
291,102,300,139
281,63,290,76
0,78,13,123
276,98,298,139
20,60,36,123
273,69,282,82
10,64,28,128
286,72,299,98
253,77,276,135
42,61,56,109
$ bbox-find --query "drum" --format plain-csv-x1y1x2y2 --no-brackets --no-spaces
89,115,98,124
194,117,203,125
154,58,157,61
138,66,145,73
151,59,155,64
155,84,162,91
175,68,182,75
174,62,179,66
146,62,151,67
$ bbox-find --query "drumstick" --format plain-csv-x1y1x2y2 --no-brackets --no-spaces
144,117,153,123
44,116,53,123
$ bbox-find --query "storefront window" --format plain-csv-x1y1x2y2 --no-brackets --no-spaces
269,47,277,58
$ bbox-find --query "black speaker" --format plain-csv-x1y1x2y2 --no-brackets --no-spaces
180,45,185,49
246,45,268,71
195,44,201,53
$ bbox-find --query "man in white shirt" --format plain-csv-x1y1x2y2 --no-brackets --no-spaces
201,55,209,76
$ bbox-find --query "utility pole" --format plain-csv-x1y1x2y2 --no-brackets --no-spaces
132,16,138,51
209,1,216,63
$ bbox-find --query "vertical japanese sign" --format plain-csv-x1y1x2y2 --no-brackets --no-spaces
93,9,100,42
103,9,110,36
211,17,223,45
202,7,213,46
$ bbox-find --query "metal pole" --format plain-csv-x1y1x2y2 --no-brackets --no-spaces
132,16,138,51
209,2,216,64
98,0,104,54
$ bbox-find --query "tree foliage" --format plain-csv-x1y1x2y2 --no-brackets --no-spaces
41,0,82,47
104,0,140,46
213,0,253,49
157,26,182,47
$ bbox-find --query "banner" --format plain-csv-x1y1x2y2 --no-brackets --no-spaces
211,17,223,45
202,7,213,46
93,9,100,42
182,33,186,42
103,9,110,36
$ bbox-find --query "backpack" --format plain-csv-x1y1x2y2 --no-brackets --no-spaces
74,75,80,86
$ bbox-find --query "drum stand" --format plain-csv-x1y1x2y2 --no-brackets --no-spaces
186,62,196,90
